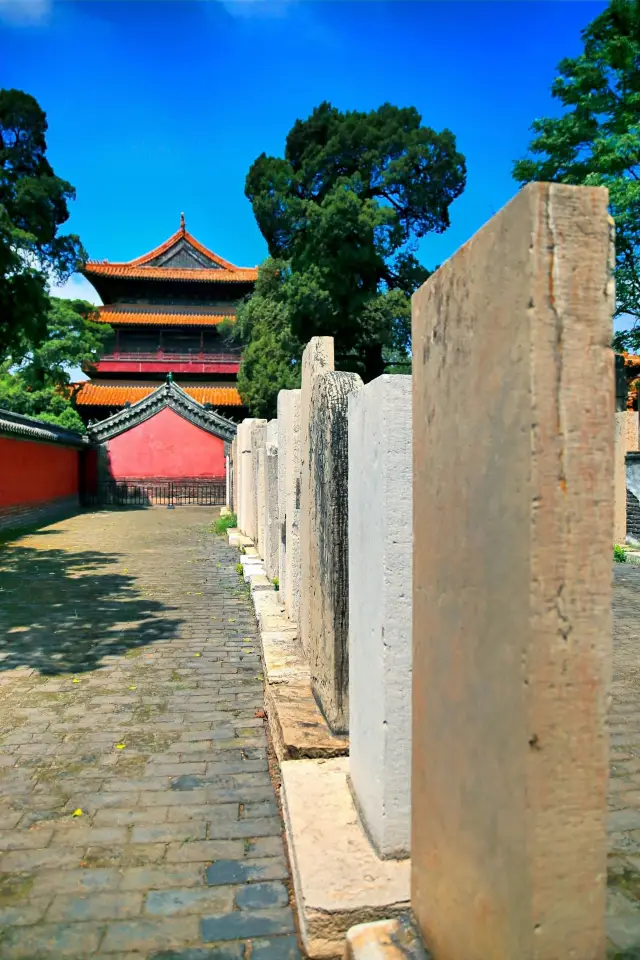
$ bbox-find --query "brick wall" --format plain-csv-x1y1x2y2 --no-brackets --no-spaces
0,411,89,536
0,496,80,534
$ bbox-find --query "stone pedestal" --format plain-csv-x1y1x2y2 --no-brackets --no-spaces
348,375,412,859
281,758,410,959
411,183,613,960
277,389,302,622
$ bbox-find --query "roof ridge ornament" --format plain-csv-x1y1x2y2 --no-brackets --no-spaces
180,212,185,233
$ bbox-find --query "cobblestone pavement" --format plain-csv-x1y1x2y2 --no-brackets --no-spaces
0,508,300,960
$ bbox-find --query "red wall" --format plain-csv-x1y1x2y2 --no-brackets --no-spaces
0,436,79,508
106,407,225,480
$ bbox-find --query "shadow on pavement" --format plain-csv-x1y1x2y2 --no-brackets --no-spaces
0,528,183,675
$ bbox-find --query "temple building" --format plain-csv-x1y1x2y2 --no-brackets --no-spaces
76,214,256,423
75,216,256,491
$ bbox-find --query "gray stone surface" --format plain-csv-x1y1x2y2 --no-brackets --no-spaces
277,389,302,624
300,339,334,656
257,446,266,559
264,436,279,582
0,508,299,958
249,420,267,544
348,375,412,858
411,182,613,960
307,364,363,734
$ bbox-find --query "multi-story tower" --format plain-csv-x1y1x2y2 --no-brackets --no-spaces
76,214,256,423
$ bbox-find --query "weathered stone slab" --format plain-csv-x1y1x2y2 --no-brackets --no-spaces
231,436,237,514
411,183,613,959
261,615,298,638
281,758,409,959
348,375,412,859
261,632,310,685
266,684,349,767
345,917,428,960
278,389,302,624
300,339,334,655
304,351,363,734
264,426,279,581
257,448,266,559
249,574,272,594
237,418,266,541
249,420,267,545
616,411,627,545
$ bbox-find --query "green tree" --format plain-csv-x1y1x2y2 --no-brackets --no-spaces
237,101,466,412
220,259,301,419
0,298,111,432
513,0,640,349
0,88,85,361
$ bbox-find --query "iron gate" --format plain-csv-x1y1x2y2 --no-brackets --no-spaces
82,480,226,508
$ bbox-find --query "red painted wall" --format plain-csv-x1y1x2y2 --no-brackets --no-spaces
106,407,225,480
0,436,79,507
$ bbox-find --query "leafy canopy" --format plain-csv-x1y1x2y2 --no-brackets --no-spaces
236,101,466,415
0,298,111,432
513,0,640,350
0,88,85,361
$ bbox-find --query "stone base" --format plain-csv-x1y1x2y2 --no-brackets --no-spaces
227,529,253,548
266,682,348,763
281,758,410,959
345,917,429,960
261,632,310,685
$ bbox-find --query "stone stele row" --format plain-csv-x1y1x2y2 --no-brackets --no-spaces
227,182,614,960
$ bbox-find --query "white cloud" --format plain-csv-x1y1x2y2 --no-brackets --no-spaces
0,0,52,26
49,273,103,306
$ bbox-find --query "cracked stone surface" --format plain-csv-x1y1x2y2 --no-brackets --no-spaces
0,507,299,959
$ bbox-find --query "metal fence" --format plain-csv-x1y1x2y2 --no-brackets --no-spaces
82,480,226,508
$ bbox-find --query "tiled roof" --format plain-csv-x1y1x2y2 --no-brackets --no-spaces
84,263,257,283
75,383,242,407
97,308,232,327
83,221,258,284
128,225,238,271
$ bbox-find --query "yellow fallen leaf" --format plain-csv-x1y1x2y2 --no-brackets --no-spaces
115,743,126,750
186,591,191,595
72,808,83,817
129,685,136,690
72,678,80,684
228,619,236,623
194,653,201,658
194,592,203,596
123,568,129,573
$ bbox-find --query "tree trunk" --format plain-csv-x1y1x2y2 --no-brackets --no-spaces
362,342,385,383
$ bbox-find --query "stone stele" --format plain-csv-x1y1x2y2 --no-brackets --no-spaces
264,436,279,581
300,338,334,655
248,420,267,545
307,364,362,734
278,388,302,624
411,182,614,960
348,374,412,859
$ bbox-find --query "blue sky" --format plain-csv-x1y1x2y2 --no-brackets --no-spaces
1,0,618,320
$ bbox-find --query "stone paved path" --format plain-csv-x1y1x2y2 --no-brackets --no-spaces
0,508,300,960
